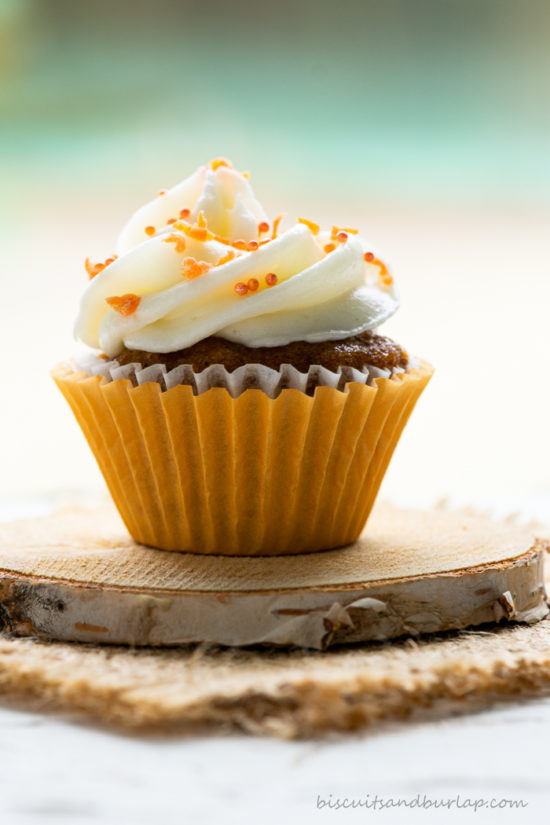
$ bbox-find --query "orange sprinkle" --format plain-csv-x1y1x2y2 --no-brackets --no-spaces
163,233,186,254
297,217,320,235
234,282,248,295
247,240,259,251
265,272,278,287
211,232,232,246
188,226,208,242
145,225,155,236
216,250,236,266
209,157,232,171
242,171,250,179
247,278,259,291
336,231,348,243
364,251,375,262
338,226,358,234
382,274,394,285
106,294,141,317
166,217,177,225
181,257,212,280
179,208,190,219
324,243,336,254
85,255,117,279
258,221,270,234
271,214,285,239
158,190,166,196
197,211,207,228
232,239,249,250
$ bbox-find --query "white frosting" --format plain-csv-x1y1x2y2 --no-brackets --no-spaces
75,162,399,357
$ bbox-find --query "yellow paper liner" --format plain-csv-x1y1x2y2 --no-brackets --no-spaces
52,362,433,556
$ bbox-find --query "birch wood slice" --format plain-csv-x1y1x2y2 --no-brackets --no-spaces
0,502,547,650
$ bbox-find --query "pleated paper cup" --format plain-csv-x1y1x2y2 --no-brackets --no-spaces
52,361,433,555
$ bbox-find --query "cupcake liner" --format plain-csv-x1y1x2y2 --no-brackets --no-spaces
72,348,411,397
52,359,432,556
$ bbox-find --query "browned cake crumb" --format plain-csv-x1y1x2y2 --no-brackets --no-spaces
115,331,408,373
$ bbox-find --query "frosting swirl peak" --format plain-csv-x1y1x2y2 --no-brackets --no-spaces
75,159,399,357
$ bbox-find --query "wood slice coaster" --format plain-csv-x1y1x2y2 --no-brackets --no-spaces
0,502,547,650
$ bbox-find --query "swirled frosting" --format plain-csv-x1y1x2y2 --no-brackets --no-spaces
75,159,399,357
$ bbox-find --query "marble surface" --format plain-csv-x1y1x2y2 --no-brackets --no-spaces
1,700,549,825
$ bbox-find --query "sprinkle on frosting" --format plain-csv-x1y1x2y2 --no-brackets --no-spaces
271,214,285,239
297,217,320,235
105,294,141,316
85,255,118,279
216,250,237,266
75,159,400,356
209,157,232,171
163,233,186,254
181,258,212,280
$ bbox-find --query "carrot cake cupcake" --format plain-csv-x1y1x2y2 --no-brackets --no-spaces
53,158,432,555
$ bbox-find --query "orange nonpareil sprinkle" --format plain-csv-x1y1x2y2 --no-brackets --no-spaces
247,278,259,291
232,239,249,250
209,157,232,171
216,250,236,266
258,221,270,234
105,293,141,316
234,281,248,295
179,208,190,219
181,257,212,280
265,272,278,287
336,231,348,243
158,190,166,196
166,217,177,225
324,243,336,254
297,217,320,235
85,255,118,279
363,250,392,283
271,214,285,239
145,225,155,236
247,240,259,251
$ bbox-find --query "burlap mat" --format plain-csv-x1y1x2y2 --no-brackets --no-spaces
1,597,550,738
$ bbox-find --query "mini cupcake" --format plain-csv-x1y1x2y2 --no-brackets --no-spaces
53,158,432,555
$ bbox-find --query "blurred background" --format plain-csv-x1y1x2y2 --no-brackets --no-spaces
1,0,549,516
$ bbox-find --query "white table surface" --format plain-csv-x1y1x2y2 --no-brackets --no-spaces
1,494,549,825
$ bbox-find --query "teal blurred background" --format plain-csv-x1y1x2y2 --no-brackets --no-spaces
2,0,549,206
1,0,549,511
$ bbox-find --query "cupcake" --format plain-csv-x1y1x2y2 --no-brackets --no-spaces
53,158,432,555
